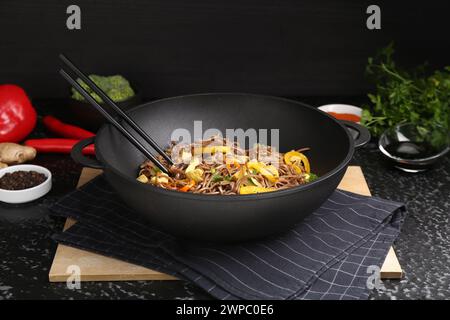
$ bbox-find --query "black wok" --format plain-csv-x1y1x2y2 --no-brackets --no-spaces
72,93,370,242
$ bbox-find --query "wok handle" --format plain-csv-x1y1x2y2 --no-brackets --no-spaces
339,120,371,148
71,137,104,169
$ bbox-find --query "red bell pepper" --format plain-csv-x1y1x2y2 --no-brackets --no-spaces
42,115,95,140
24,138,95,155
0,84,37,143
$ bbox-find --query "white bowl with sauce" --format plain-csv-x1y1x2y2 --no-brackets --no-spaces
318,104,362,123
0,164,52,204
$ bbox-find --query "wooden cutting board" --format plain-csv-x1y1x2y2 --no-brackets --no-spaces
49,166,403,282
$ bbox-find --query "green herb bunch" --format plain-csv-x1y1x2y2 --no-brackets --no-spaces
361,43,450,145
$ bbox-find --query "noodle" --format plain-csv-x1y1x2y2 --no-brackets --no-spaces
137,136,317,195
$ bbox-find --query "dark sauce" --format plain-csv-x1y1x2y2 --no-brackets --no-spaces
384,141,438,159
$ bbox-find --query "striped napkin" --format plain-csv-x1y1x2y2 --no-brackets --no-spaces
51,175,405,300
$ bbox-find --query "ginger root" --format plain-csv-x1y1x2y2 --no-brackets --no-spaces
0,143,37,166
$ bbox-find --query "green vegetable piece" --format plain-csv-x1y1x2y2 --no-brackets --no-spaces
152,166,162,175
71,74,135,103
211,174,223,182
307,173,318,182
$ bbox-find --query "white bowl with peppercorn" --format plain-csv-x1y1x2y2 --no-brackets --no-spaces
0,164,52,204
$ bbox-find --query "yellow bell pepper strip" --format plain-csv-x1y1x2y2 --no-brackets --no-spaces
260,167,279,183
265,165,280,178
185,158,204,183
246,160,261,171
247,161,279,183
179,179,196,192
239,186,276,194
202,145,231,154
284,150,310,173
291,164,303,175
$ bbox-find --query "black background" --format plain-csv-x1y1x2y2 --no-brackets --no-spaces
0,0,449,100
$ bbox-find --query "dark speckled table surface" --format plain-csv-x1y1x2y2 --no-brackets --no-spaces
0,99,449,300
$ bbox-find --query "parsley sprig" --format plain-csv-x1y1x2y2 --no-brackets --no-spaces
361,43,450,148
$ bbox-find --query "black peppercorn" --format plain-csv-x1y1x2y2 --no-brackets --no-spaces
0,171,47,190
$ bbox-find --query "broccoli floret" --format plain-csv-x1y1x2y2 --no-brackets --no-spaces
71,74,135,103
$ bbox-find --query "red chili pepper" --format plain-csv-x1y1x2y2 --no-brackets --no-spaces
42,115,95,140
0,84,37,143
24,138,95,155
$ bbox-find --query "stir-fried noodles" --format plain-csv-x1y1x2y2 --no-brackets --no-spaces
137,136,317,195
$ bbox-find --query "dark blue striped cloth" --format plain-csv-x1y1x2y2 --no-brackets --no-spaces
51,175,405,300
